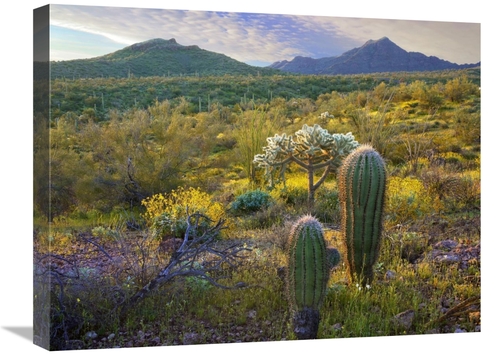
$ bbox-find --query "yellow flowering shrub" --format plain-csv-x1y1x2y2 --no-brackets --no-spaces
385,176,442,227
141,186,229,238
269,173,309,206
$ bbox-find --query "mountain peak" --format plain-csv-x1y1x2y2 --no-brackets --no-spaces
269,36,479,74
128,38,181,51
363,37,395,47
143,38,178,45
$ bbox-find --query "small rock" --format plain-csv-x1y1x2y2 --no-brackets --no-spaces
393,310,415,330
67,340,85,350
332,323,342,331
107,333,115,341
433,252,460,264
441,298,452,308
385,270,397,280
434,239,458,250
85,331,98,340
182,332,199,345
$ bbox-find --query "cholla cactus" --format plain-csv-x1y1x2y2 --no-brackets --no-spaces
253,133,295,186
319,112,335,121
254,124,359,206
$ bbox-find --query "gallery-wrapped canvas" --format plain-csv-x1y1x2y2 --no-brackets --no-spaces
33,3,481,351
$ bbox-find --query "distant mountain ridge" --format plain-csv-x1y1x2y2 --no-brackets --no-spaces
50,38,280,78
50,37,480,79
269,37,480,74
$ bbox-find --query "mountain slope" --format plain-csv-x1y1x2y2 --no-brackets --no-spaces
269,37,480,74
50,38,280,78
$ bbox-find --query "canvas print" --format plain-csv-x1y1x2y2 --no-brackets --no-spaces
33,4,481,351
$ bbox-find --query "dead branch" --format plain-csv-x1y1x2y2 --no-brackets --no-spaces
76,233,114,260
120,210,251,319
435,295,480,324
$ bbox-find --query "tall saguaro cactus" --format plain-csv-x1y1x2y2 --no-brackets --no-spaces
286,215,328,339
338,144,387,286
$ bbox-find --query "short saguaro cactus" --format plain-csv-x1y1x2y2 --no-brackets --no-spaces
326,247,341,271
338,144,387,287
285,215,329,339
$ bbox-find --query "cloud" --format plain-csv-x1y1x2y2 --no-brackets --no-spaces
49,4,480,65
322,16,481,64
50,26,126,60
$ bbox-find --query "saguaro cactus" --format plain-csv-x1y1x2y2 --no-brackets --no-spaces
326,247,341,270
286,215,328,339
338,144,387,286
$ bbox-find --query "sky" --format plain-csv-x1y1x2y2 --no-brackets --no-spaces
47,4,481,66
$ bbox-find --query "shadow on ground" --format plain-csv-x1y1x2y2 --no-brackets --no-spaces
2,326,32,342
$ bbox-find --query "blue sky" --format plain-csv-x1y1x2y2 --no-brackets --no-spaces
48,4,481,66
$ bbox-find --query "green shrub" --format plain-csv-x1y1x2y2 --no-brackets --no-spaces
279,185,309,207
91,226,120,240
313,188,340,224
230,189,273,214
149,212,193,239
235,199,287,230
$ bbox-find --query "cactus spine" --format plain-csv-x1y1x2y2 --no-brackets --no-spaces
338,144,386,286
286,215,328,339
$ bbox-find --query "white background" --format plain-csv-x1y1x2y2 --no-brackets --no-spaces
1,1,495,354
